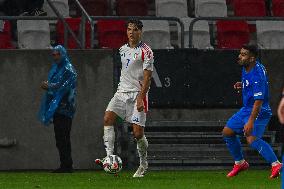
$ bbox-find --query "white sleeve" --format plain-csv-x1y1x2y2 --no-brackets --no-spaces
142,49,154,71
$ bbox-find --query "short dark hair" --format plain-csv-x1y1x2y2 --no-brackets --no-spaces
242,44,258,57
126,19,143,30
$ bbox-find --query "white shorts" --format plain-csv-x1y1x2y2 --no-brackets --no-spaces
106,92,148,127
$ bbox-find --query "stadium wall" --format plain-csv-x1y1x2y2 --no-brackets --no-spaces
0,50,113,170
0,49,282,170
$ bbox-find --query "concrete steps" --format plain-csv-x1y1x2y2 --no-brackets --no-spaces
123,120,282,170
146,131,276,144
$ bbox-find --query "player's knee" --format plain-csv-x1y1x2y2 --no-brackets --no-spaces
246,136,257,145
222,126,234,137
104,114,115,126
133,132,143,140
133,129,144,140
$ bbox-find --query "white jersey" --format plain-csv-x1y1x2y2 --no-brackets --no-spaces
117,42,154,92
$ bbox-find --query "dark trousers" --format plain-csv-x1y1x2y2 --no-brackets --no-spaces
53,113,73,169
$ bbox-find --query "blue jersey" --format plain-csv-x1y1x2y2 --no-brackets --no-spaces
241,61,272,114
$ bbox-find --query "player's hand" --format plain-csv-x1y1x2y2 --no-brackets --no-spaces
234,82,242,89
234,82,242,93
136,96,144,112
277,97,284,124
40,81,49,90
243,121,254,137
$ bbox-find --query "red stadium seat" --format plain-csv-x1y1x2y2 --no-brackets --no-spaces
233,0,266,33
79,0,109,16
97,20,127,49
56,18,91,49
216,20,250,49
272,0,284,16
233,0,266,16
116,0,148,16
0,21,14,49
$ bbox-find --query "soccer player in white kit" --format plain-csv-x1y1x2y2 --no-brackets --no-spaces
95,19,154,178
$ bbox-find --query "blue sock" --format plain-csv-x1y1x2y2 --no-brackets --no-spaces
224,136,244,161
250,138,278,164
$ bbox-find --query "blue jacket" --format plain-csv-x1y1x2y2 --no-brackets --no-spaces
38,45,77,126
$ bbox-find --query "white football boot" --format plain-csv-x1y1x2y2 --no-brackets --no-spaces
133,162,148,178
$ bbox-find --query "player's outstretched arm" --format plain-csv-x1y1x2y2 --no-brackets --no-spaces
244,100,263,136
277,88,284,124
137,70,152,112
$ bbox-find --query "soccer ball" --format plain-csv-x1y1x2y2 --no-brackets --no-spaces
102,155,122,174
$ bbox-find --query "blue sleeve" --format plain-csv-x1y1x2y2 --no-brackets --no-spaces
252,75,265,101
48,69,75,92
38,68,77,126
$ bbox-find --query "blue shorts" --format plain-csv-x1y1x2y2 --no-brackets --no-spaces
226,108,271,138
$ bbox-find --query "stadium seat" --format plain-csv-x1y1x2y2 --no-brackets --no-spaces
97,20,127,49
156,0,188,18
256,21,284,49
17,20,51,49
116,0,148,16
78,0,109,16
233,0,266,16
142,20,172,49
195,0,227,17
179,17,212,49
43,0,69,17
216,20,250,49
233,0,266,33
0,20,13,49
272,0,284,16
56,18,91,49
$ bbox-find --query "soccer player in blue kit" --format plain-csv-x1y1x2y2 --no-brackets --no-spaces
222,45,282,178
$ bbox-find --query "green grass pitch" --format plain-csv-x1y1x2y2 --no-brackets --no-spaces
0,170,280,189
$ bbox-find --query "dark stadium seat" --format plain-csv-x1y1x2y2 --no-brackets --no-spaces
272,0,284,16
226,0,234,5
56,18,91,49
233,0,266,16
79,0,109,16
116,0,148,16
97,20,127,49
0,21,14,49
216,20,250,49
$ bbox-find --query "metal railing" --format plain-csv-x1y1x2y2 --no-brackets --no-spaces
71,0,95,48
0,0,94,49
188,17,284,48
90,16,185,48
46,0,82,48
0,5,184,49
